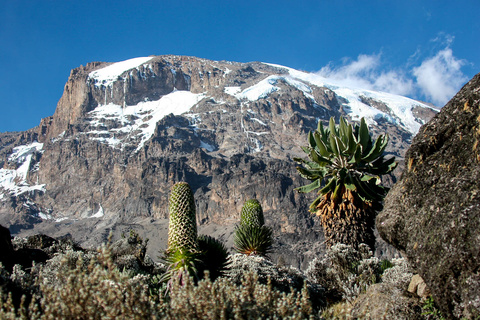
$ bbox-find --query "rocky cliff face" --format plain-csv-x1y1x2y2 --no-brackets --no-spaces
0,55,437,268
378,72,480,319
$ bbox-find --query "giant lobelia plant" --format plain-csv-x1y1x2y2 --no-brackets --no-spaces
233,199,273,256
294,117,396,251
162,182,201,285
163,181,229,286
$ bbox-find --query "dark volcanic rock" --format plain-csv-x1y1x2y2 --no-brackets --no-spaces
377,73,480,319
0,224,13,252
24,234,57,249
0,225,50,270
0,224,14,269
13,248,49,269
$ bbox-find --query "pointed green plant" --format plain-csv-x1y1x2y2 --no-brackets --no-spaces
163,182,229,287
197,234,229,281
167,182,198,253
233,225,273,256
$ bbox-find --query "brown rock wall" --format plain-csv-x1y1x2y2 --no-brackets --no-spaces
378,73,480,319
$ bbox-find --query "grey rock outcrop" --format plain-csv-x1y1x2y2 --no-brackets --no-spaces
377,73,480,319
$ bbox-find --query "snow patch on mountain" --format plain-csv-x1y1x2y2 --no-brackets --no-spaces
224,86,241,95
199,140,215,152
250,117,268,126
87,90,205,151
88,57,153,87
90,204,104,218
38,212,53,220
235,76,280,101
265,63,436,134
228,74,316,102
0,142,45,199
8,142,42,161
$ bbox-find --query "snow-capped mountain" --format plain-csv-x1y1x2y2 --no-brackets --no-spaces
0,55,437,267
46,56,435,154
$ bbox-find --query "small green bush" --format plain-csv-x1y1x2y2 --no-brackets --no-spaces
197,234,229,281
0,243,156,319
233,199,273,256
422,296,445,320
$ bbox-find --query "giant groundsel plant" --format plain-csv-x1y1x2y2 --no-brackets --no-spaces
295,117,397,250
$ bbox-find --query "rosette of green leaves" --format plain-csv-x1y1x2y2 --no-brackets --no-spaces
295,116,397,211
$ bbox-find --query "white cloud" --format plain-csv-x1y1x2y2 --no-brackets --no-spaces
317,53,414,96
316,38,469,107
412,47,468,106
374,70,414,96
318,54,378,89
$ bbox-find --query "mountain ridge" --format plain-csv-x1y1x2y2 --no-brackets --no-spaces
0,55,437,268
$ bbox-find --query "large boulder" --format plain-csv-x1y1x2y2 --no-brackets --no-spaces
0,225,50,270
377,73,480,319
0,224,14,269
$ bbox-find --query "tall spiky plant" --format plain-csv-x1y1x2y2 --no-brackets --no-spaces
163,182,200,285
294,117,397,251
233,199,273,256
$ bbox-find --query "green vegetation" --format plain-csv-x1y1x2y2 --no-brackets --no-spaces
163,182,229,285
294,116,397,250
197,234,229,281
239,199,265,228
306,243,383,304
1,239,417,319
233,199,273,256
0,223,425,319
422,296,446,320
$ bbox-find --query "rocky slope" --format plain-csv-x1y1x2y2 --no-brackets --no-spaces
0,55,437,268
378,72,480,318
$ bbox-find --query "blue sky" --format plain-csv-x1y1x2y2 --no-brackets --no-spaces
1,0,478,132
